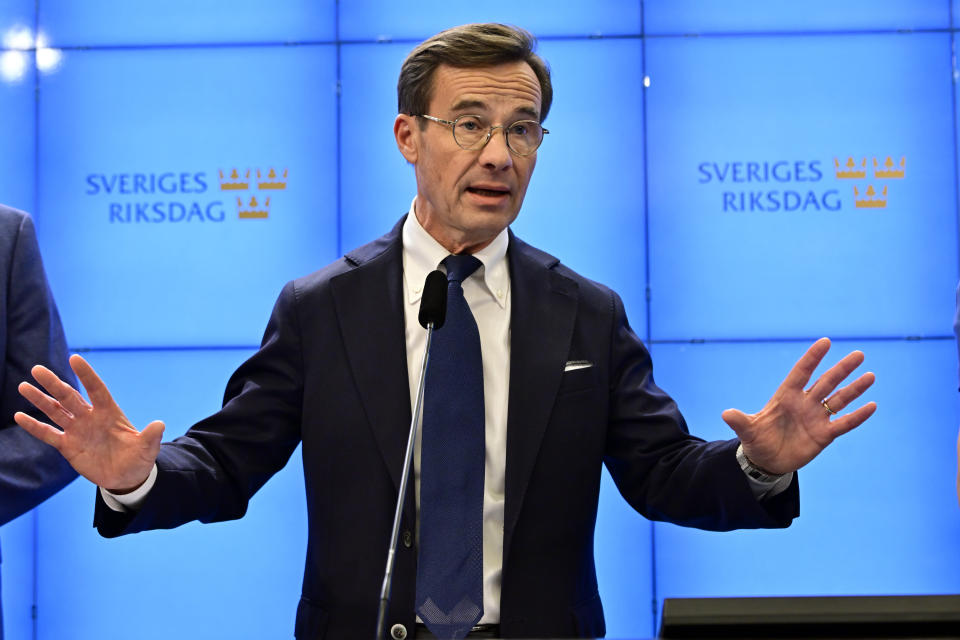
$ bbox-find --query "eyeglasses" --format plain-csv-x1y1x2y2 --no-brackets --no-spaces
418,114,549,156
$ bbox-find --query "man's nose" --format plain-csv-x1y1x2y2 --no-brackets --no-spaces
478,126,513,169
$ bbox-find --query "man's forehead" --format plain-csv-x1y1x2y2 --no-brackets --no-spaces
431,62,542,115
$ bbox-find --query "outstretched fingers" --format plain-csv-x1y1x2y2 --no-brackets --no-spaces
13,411,65,449
781,338,832,391
807,350,867,401
18,380,75,427
828,401,877,438
820,371,876,415
30,364,89,416
69,354,117,409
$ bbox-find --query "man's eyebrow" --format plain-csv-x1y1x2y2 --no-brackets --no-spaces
514,105,540,120
450,99,487,113
449,99,541,121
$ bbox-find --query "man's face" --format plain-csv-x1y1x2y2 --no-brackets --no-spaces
394,61,542,254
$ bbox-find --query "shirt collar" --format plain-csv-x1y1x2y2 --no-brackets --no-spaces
402,196,510,309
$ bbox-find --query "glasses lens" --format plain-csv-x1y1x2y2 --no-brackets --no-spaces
452,115,487,149
506,120,543,156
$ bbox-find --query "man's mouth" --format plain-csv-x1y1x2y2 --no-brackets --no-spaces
467,186,510,197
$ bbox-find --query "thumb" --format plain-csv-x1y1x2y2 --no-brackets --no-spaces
141,420,165,456
721,408,751,438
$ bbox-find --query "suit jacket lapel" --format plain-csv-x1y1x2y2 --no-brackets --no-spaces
330,219,413,517
503,233,579,561
330,223,580,552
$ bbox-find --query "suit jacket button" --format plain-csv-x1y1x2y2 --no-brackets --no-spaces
390,623,407,639
402,530,413,548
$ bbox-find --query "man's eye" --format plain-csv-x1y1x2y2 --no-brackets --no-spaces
509,123,530,136
457,118,483,131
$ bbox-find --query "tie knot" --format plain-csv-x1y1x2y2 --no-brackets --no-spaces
443,254,482,284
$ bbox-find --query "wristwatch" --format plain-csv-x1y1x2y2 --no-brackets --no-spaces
736,443,786,483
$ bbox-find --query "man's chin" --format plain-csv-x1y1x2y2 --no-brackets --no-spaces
464,208,518,234
442,212,518,253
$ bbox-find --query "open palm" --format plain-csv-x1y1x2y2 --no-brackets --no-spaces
15,354,163,493
722,338,876,475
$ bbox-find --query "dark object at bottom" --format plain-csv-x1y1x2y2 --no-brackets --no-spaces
659,594,960,638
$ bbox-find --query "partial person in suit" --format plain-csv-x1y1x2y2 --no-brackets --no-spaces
15,24,876,640
0,205,77,639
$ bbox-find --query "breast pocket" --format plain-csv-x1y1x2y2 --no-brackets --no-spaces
557,361,599,395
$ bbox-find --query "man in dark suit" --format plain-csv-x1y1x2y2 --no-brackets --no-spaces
15,24,876,640
0,205,77,638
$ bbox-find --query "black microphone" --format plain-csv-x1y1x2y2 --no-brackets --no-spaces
418,270,447,330
375,270,447,640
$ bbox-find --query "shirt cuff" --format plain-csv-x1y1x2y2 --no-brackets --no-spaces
99,464,158,512
736,443,795,500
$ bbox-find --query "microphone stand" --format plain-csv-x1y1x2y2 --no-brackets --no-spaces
375,320,436,640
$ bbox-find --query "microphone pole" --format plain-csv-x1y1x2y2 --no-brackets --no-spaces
375,270,447,640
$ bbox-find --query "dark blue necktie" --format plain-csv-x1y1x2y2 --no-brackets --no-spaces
416,254,485,640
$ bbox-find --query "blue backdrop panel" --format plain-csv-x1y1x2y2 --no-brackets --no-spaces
35,349,308,640
37,0,335,47
649,340,960,606
340,39,649,331
0,50,34,213
513,38,647,331
0,511,35,640
35,45,339,348
339,42,418,252
646,33,956,340
644,0,948,34
339,0,641,41
594,470,654,638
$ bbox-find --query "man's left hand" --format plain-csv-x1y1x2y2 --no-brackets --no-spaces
722,337,876,475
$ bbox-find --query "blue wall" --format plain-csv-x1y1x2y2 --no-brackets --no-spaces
1,1,958,638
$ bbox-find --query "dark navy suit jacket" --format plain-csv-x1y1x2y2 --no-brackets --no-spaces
94,217,799,638
0,206,78,637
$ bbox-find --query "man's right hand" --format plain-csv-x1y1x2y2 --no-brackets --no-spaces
15,354,164,494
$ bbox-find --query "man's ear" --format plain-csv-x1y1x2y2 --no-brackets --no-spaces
394,114,419,164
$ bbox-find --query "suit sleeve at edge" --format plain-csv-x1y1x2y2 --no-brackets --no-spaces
0,212,77,526
601,290,799,531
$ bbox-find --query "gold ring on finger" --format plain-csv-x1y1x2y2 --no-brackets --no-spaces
821,398,837,416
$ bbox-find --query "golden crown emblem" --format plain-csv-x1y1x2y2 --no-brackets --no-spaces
836,154,904,209
237,195,271,219
853,184,887,209
218,168,251,190
834,157,867,179
217,166,290,219
257,168,288,190
873,156,905,179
